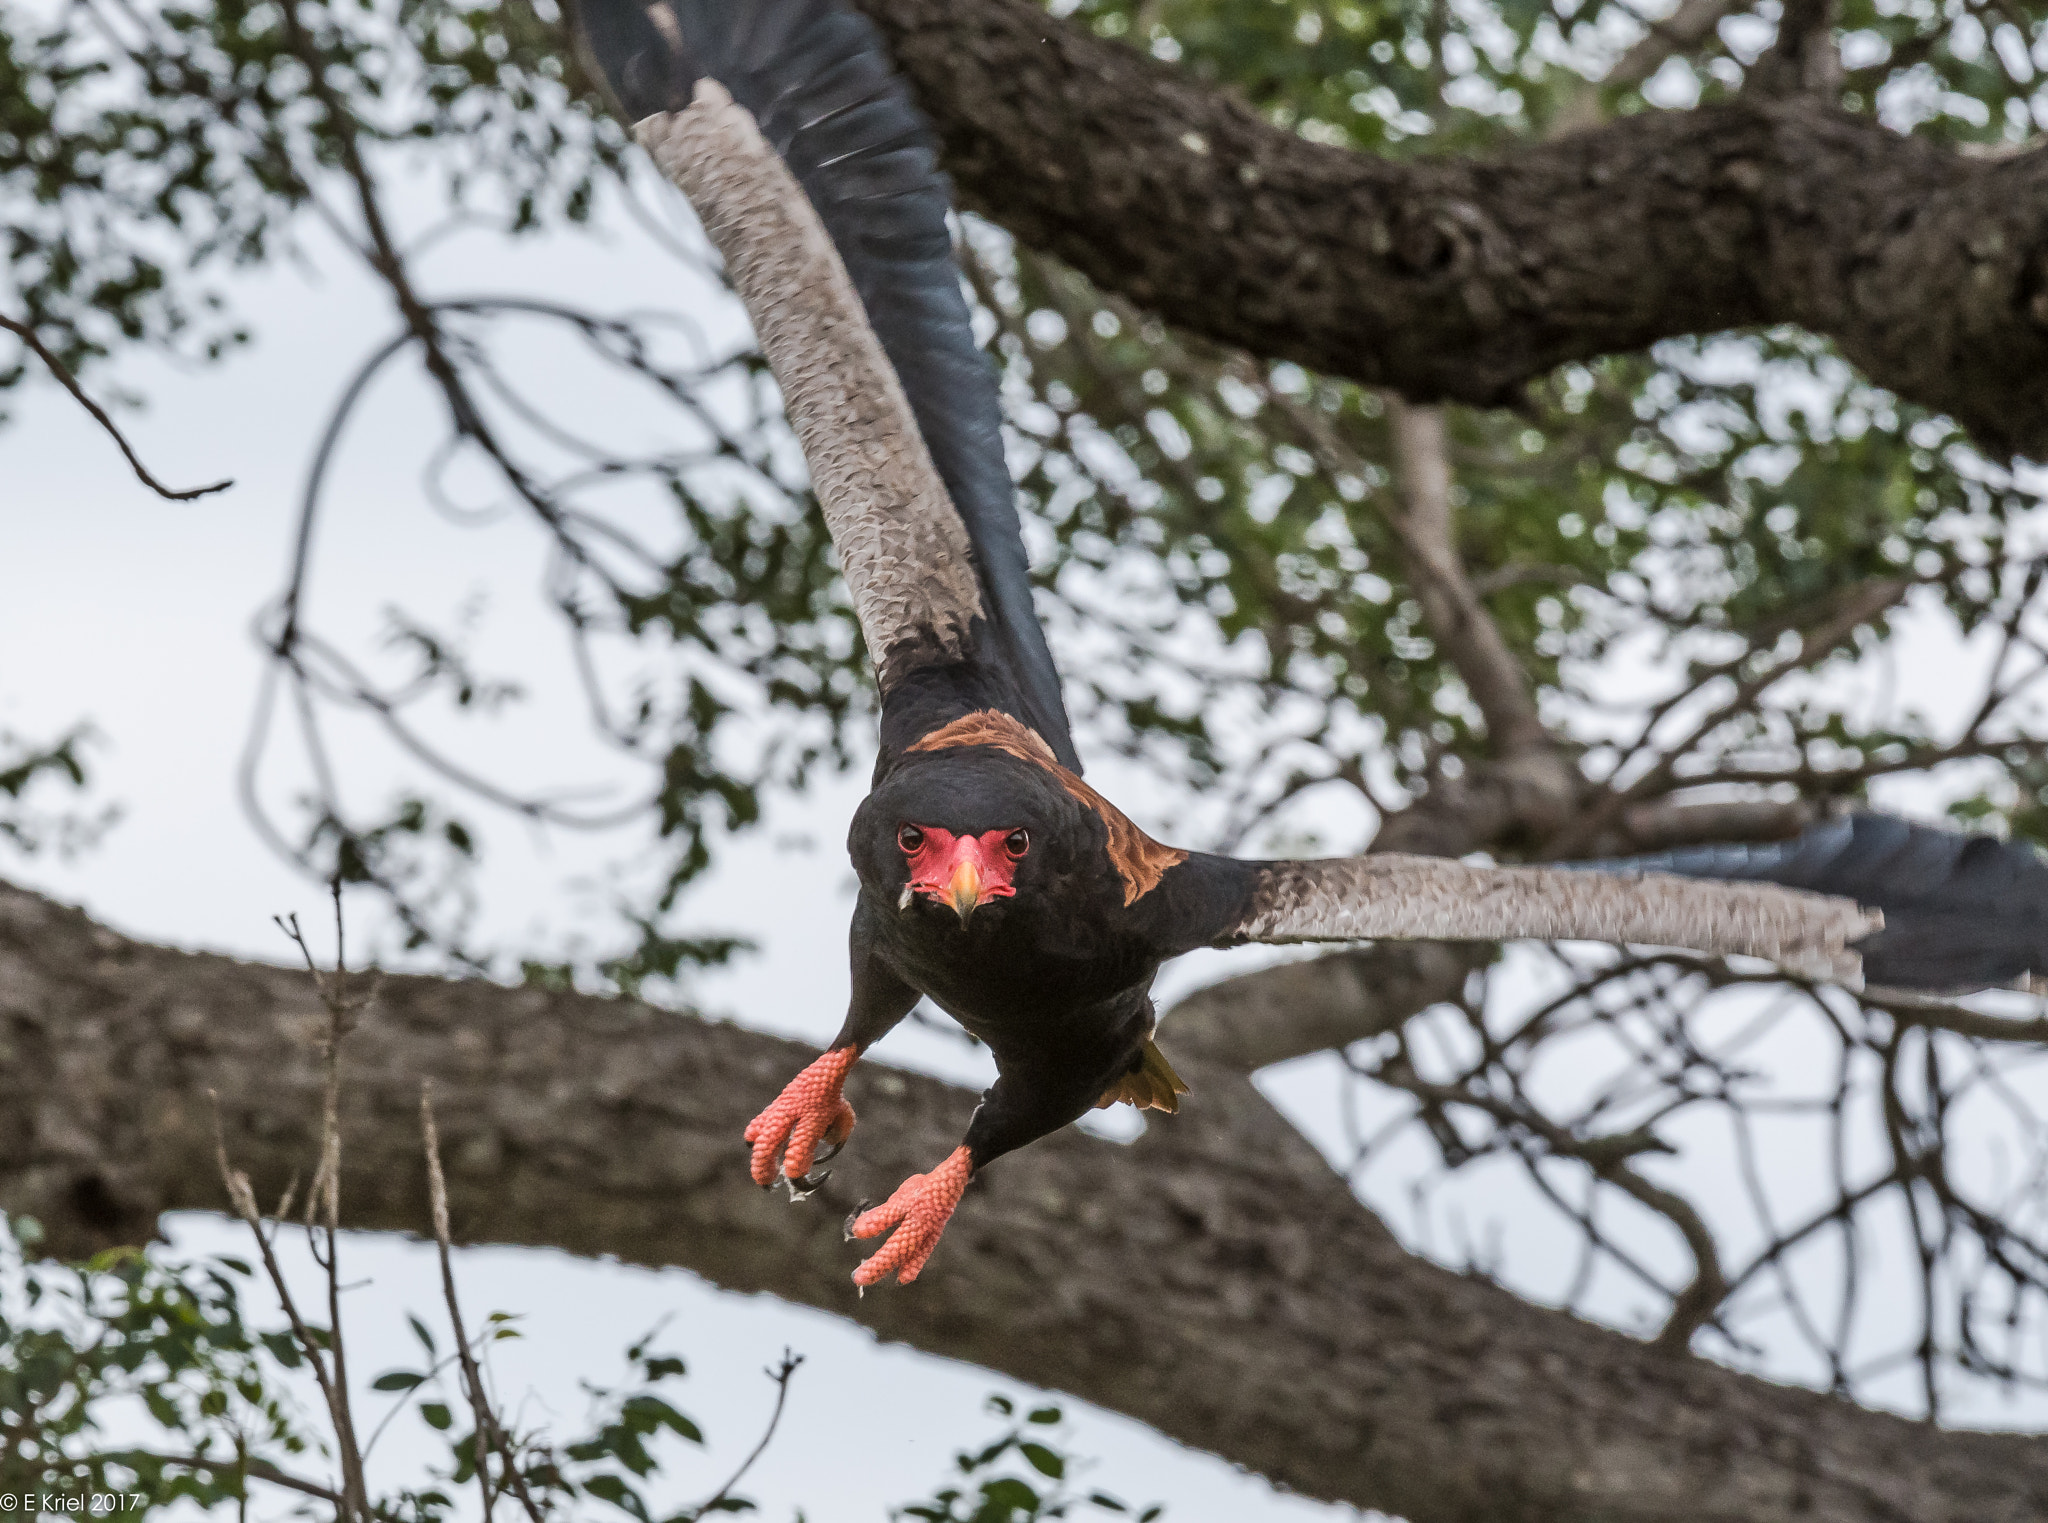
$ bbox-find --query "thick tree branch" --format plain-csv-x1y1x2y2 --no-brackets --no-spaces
7,880,2048,1522
1166,942,1483,1071
851,0,2048,458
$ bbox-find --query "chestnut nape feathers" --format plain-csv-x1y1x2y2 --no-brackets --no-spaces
570,0,2048,1287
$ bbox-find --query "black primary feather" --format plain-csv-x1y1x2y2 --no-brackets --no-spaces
576,0,1081,770
1581,814,2048,991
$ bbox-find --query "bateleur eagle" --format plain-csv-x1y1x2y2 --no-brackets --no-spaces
568,0,2048,1287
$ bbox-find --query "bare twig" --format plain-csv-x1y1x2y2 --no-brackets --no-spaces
422,1083,548,1523
0,315,233,501
209,1095,370,1521
271,882,376,1518
1548,575,1910,856
684,1349,804,1522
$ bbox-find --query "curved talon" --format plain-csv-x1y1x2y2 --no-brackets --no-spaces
843,1200,871,1242
848,1147,973,1287
783,1166,833,1202
744,1046,860,1187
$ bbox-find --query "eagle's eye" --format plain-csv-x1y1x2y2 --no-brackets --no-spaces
897,824,925,854
1004,828,1030,858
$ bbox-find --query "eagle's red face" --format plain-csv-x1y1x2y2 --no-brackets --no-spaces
898,823,1031,923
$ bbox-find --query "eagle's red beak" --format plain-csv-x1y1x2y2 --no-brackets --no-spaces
903,827,1021,925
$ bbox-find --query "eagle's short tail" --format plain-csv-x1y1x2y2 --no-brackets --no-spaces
1096,1039,1190,1114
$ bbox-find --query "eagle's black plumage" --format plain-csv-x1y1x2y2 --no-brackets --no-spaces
571,0,2048,1287
1583,813,2048,991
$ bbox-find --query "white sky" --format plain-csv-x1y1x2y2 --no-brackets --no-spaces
5,127,2047,1521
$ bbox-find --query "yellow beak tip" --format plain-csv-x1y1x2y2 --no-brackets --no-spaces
947,863,983,923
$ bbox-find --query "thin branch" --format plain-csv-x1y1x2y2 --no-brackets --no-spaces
1382,396,1560,765
133,1452,346,1505
684,1349,804,1521
1550,0,1742,134
1746,0,1843,99
422,1084,548,1523
1549,575,1911,856
0,315,233,501
209,1095,369,1522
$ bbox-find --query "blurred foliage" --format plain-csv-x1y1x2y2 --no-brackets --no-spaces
0,1220,311,1506
892,1395,1161,1523
0,724,113,858
0,1219,1158,1522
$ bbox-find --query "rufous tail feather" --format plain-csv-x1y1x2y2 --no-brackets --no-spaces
1094,1039,1190,1113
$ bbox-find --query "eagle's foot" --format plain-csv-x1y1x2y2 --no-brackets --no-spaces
744,1045,859,1188
847,1146,972,1287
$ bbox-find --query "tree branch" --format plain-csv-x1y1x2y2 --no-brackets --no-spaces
851,0,2048,458
1549,0,1743,135
0,316,233,502
1383,397,1557,763
1746,0,1843,100
1166,942,1484,1071
6,879,2048,1521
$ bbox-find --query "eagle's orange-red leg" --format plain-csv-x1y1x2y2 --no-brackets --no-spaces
744,1046,859,1186
847,1146,973,1286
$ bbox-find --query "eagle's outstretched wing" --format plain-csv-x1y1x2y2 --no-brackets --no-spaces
1574,814,2048,992
573,0,1079,768
1146,814,2048,994
1201,853,1878,985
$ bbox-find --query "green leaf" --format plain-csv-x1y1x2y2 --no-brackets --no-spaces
1019,1443,1065,1480
420,1401,453,1431
373,1370,426,1391
1026,1406,1062,1425
979,1476,1040,1512
621,1393,704,1443
584,1473,653,1523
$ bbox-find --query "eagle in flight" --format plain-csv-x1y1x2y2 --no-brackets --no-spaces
570,0,2048,1286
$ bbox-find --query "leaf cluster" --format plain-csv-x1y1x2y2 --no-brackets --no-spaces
892,1395,1162,1523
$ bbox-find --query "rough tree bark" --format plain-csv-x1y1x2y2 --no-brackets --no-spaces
6,878,2046,1523
845,0,2048,459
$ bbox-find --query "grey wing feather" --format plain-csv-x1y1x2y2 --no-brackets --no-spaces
1579,814,2048,992
574,0,1080,769
1223,854,1878,986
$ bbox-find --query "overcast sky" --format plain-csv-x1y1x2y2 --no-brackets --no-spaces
6,123,2047,1520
